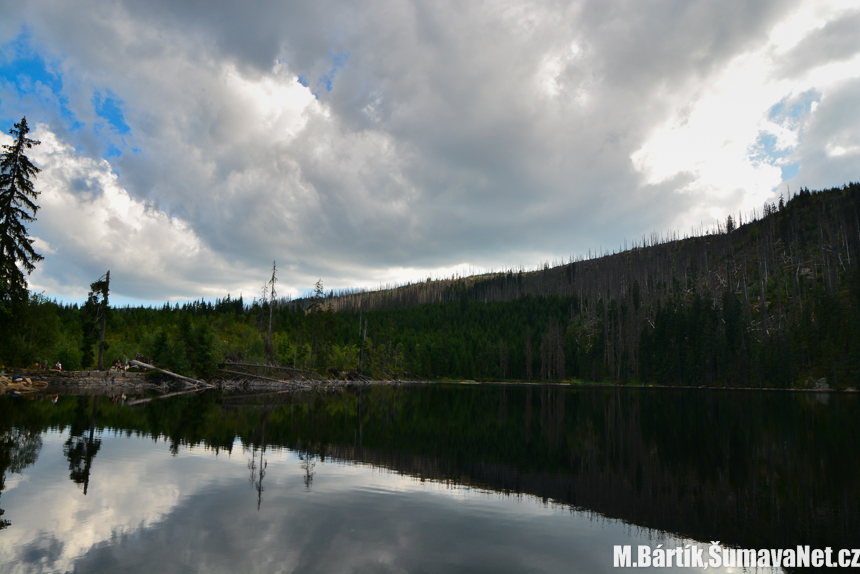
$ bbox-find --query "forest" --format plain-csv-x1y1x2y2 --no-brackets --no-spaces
1,182,858,388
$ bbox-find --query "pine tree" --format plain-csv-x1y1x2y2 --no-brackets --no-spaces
0,118,42,303
81,272,110,369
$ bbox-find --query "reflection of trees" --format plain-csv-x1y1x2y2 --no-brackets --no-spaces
539,385,564,450
271,386,860,557
63,396,102,495
247,447,267,510
4,385,859,561
247,411,268,510
0,426,43,529
298,448,315,490
1,428,41,472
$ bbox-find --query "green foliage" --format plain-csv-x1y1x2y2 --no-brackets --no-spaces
186,322,221,378
52,328,83,371
273,331,295,365
0,293,61,367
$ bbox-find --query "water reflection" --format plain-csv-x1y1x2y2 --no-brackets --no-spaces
0,426,42,529
239,385,859,556
0,385,858,573
247,411,268,510
298,449,315,490
63,396,101,494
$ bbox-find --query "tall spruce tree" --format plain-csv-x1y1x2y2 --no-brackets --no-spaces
0,118,42,303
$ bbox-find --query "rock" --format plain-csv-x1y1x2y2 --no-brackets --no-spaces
813,378,829,390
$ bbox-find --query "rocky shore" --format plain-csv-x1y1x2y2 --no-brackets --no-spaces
3,368,432,396
4,368,155,393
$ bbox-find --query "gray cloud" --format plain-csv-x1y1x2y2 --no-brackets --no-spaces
776,10,860,78
52,457,619,574
787,77,860,190
1,0,857,300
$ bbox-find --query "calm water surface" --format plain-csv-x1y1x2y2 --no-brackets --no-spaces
0,385,857,573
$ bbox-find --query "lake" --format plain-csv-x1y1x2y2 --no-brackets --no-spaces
1,384,858,573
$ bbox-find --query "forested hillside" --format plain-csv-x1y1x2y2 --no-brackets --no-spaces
2,183,858,388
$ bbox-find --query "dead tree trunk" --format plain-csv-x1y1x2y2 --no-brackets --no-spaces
129,359,214,388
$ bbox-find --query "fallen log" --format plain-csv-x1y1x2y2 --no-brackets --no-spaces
218,362,315,375
218,369,313,389
129,360,215,388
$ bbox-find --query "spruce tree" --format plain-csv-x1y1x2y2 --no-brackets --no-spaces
0,117,42,303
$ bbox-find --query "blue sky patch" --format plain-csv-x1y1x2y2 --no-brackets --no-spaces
93,91,131,135
105,143,122,159
0,29,82,133
0,44,62,95
750,92,819,185
748,131,800,185
0,29,135,166
779,163,800,181
780,163,800,181
748,133,788,163
294,52,349,99
768,90,819,121
318,51,350,92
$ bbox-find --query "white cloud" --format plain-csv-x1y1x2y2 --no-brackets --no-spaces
826,143,860,157
1,0,858,302
1,127,260,301
631,3,860,227
29,236,55,255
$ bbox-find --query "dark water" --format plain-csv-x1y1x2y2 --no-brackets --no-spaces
1,385,858,573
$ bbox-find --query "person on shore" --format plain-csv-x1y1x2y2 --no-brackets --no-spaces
55,361,62,372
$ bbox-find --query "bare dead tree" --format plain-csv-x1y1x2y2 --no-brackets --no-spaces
267,261,277,361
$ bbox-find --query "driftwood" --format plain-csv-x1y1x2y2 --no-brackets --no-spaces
218,362,315,375
129,360,215,388
218,369,313,389
217,362,385,385
0,375,49,394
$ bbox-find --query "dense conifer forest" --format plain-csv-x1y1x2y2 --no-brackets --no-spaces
1,182,858,388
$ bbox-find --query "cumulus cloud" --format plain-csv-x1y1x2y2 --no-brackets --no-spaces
0,0,858,301
1,127,259,301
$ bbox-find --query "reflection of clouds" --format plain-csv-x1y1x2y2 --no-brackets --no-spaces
3,430,739,574
0,432,216,573
61,467,611,574
2,473,30,491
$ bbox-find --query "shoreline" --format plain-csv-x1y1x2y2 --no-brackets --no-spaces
3,368,854,396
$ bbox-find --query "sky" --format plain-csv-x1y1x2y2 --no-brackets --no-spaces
0,0,858,305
